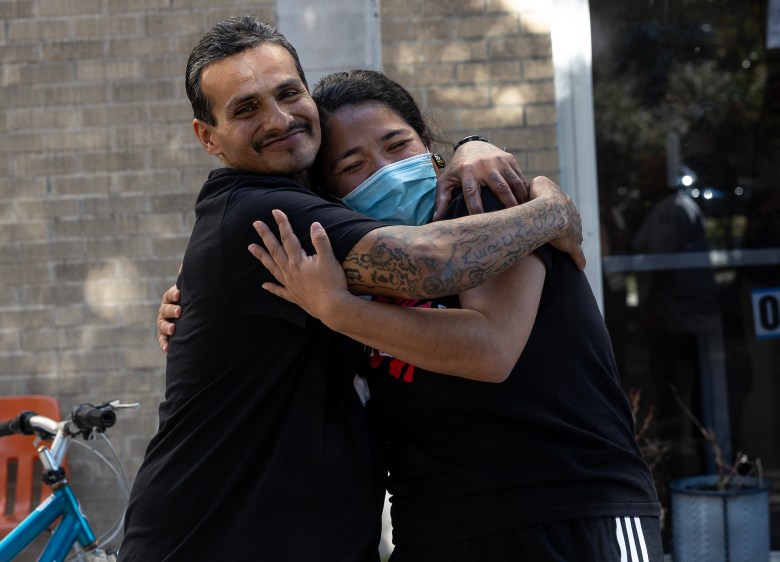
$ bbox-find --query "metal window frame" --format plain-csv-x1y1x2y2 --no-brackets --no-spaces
551,0,604,312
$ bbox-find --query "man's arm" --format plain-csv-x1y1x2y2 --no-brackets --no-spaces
253,176,580,301
250,218,545,381
342,176,582,299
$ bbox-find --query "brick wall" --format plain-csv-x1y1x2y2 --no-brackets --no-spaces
0,1,274,554
0,0,558,553
380,0,559,177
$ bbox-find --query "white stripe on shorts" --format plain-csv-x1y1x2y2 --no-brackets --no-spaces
615,516,650,562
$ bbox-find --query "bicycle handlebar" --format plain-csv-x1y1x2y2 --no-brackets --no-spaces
0,411,37,437
0,400,135,439
72,403,117,432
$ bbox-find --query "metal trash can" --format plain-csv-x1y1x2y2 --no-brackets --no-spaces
670,475,770,562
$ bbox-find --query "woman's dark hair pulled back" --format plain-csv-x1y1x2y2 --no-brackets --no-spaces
311,70,443,181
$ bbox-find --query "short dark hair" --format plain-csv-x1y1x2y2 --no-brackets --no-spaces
185,14,308,126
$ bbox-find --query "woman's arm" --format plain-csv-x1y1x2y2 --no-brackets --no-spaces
337,255,544,381
249,214,545,382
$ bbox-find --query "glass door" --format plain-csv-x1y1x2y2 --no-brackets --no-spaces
589,0,780,549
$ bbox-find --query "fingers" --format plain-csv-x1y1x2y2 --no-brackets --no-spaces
559,193,585,270
502,165,530,204
158,303,181,325
250,214,329,311
480,168,519,210
441,155,529,215
157,316,175,354
564,198,583,244
570,245,587,270
527,176,585,269
433,174,456,221
248,239,285,284
157,285,180,354
273,209,304,259
249,211,317,285
251,218,276,249
461,176,485,215
260,281,290,300
528,175,554,200
542,179,585,270
549,232,586,271
461,144,527,211
158,333,169,355
309,222,334,261
249,223,285,283
162,284,180,306
250,215,293,281
437,141,535,218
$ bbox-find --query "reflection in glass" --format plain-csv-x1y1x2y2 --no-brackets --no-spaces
590,0,780,550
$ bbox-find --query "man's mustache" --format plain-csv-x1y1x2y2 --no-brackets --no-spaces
255,121,313,150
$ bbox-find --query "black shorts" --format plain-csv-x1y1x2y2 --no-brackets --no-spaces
388,516,664,562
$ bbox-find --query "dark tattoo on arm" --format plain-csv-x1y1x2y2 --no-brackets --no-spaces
345,197,565,299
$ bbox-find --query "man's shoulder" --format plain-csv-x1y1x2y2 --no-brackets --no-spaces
204,168,312,197
198,169,328,220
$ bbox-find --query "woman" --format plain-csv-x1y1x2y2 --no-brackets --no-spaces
248,70,664,562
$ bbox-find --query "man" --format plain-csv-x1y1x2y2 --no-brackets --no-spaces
120,14,583,561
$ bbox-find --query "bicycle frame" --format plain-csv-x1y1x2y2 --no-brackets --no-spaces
0,482,98,562
0,402,135,562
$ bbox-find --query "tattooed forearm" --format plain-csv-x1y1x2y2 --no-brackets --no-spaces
345,192,576,299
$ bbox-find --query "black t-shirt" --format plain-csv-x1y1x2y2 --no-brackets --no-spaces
120,169,386,561
368,193,661,546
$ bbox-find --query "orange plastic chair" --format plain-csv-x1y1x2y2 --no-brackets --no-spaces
0,395,63,538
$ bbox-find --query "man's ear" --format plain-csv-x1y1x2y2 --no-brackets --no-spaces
193,119,221,157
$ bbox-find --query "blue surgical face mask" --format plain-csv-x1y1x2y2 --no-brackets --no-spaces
341,153,436,226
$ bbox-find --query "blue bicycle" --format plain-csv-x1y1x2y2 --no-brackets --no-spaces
0,400,138,562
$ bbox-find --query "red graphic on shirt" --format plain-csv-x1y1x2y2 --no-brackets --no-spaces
368,349,415,382
367,297,434,383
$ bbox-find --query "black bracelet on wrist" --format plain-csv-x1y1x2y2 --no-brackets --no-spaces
453,135,490,151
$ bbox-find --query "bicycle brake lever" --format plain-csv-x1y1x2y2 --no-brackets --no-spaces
106,400,141,411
